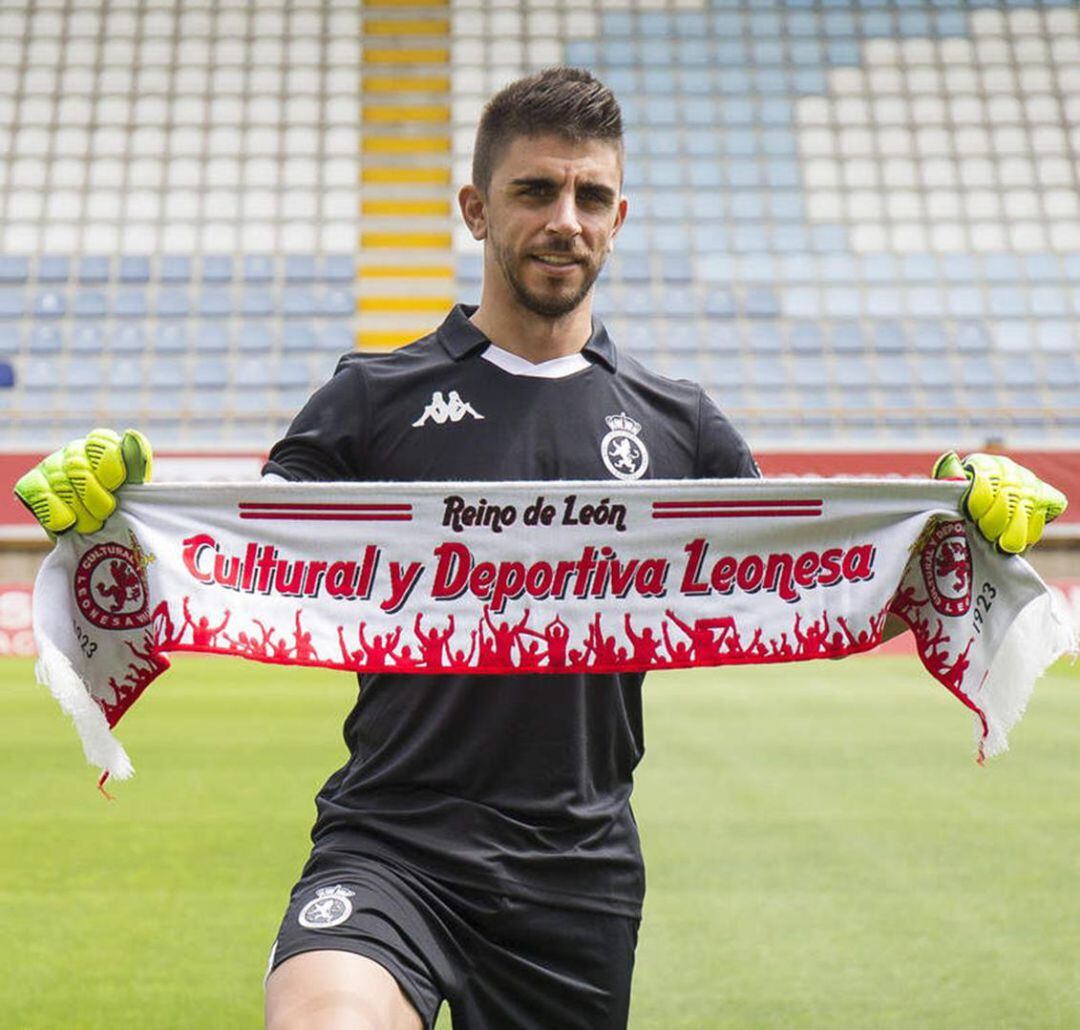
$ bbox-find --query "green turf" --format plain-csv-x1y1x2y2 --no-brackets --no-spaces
1,654,1078,1028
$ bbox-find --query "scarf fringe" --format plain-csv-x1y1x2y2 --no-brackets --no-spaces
977,589,1078,760
35,636,134,781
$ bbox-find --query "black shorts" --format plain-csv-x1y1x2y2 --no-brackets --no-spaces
269,850,640,1030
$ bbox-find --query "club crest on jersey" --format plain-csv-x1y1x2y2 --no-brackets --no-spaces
298,885,355,929
412,390,485,428
601,412,649,481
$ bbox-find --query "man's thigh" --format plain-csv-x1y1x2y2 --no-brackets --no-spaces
265,950,422,1030
267,857,447,1029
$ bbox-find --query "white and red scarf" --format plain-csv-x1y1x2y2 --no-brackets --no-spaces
31,479,1076,783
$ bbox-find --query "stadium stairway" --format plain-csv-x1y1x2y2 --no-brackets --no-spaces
359,0,455,352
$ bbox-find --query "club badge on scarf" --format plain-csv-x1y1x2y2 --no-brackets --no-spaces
31,479,1076,782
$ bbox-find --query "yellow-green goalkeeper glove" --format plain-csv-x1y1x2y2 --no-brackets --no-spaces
13,428,152,537
933,451,1067,555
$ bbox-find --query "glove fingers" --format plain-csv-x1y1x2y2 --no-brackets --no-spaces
962,458,999,522
120,428,153,485
13,464,77,535
57,444,110,532
932,451,965,480
83,428,126,492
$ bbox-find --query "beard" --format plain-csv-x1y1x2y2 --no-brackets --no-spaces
493,236,605,319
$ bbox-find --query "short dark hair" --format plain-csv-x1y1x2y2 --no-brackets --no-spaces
471,67,624,194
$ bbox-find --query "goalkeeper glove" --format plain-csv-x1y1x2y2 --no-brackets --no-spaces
13,428,152,536
933,451,1067,555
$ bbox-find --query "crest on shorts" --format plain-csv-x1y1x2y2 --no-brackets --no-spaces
601,412,649,481
298,885,355,929
73,531,154,631
920,520,972,617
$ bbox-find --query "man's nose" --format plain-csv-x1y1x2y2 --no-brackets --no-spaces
545,191,582,236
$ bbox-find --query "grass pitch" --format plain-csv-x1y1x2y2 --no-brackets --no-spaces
2,654,1079,1029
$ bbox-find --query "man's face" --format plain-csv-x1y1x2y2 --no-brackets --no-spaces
467,134,627,319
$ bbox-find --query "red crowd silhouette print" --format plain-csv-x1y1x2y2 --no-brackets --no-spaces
888,584,974,692
154,597,908,674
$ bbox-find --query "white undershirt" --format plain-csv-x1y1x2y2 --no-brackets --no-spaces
480,343,591,379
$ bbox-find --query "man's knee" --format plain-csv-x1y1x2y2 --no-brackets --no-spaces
265,950,423,1030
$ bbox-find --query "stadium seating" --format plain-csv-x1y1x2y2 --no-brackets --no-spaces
0,0,1078,446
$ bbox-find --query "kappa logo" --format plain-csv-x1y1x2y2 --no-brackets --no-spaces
298,885,356,930
412,390,485,427
601,412,649,481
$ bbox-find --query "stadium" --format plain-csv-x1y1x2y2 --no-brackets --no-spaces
1,0,1079,1026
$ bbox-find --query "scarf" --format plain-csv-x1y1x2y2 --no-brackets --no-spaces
31,478,1076,782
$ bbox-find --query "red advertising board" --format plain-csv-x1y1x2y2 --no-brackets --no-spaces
0,583,34,656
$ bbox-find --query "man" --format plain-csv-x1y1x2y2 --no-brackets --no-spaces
15,69,1067,1030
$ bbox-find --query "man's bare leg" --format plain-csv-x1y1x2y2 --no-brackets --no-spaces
266,951,424,1030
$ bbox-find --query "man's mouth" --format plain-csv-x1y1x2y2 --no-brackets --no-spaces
532,254,581,268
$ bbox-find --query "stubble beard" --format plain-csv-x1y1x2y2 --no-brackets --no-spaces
494,237,604,319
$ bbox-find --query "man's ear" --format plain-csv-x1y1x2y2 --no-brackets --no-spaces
459,184,487,241
607,195,628,253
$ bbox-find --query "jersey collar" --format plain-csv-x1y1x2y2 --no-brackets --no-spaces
436,304,617,372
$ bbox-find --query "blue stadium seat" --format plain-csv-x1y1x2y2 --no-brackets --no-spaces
913,322,948,352
614,253,651,283
157,289,190,317
202,255,233,282
1046,356,1080,385
155,324,187,352
323,254,354,282
0,257,29,283
238,324,272,352
0,326,18,353
282,325,317,352
109,358,143,388
319,325,353,352
962,357,995,386
199,288,232,317
0,291,23,318
790,324,824,353
1035,321,1074,352
239,288,272,317
660,254,693,283
22,358,55,387
1031,287,1069,317
748,325,784,354
243,255,275,282
835,356,870,386
33,291,65,317
744,288,780,318
831,324,865,353
38,255,70,282
196,324,229,351
119,256,150,283
623,290,652,317
283,288,318,317
455,253,483,282
0,361,13,387
954,322,990,352
29,326,62,352
286,254,318,282
113,326,146,352
563,42,596,66
71,324,104,352
73,290,107,318
192,358,226,388
149,358,186,388
234,358,270,388
78,256,110,283
662,288,697,318
322,289,354,316
232,388,272,413
275,358,310,388
113,290,147,318
160,255,192,282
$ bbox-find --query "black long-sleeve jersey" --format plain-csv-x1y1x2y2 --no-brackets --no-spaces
264,304,758,917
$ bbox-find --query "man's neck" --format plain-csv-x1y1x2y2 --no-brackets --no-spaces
469,298,594,365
